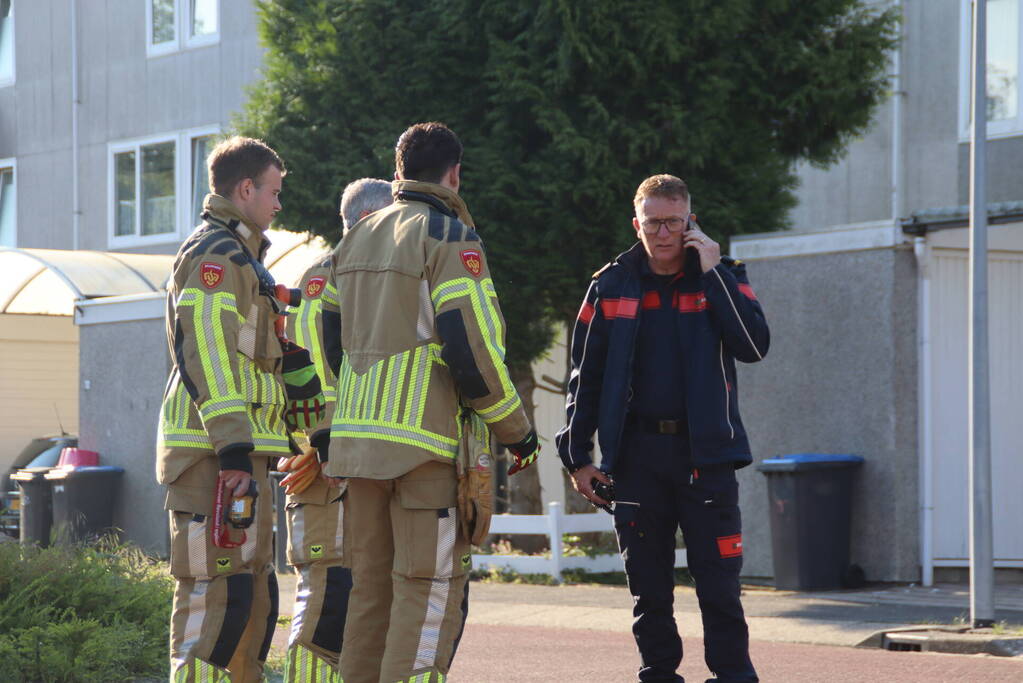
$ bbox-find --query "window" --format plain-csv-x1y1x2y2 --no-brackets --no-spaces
190,134,216,225
108,127,219,247
0,159,15,246
960,0,1023,138
0,0,14,87
147,0,219,57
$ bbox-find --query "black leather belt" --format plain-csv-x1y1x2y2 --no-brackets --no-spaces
628,415,686,435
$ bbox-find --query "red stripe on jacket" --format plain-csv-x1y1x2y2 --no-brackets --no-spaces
738,283,758,301
641,291,660,309
673,292,708,313
600,298,639,319
578,301,595,324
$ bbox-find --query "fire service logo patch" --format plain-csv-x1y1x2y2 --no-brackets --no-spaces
200,262,224,289
305,276,325,298
460,249,482,277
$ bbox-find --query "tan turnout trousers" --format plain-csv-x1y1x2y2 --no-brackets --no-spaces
339,461,470,683
284,478,350,682
169,460,278,683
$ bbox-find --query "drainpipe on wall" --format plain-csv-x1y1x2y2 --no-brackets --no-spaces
70,0,80,250
890,0,903,226
914,236,934,587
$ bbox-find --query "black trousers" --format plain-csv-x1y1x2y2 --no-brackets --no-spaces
612,430,758,683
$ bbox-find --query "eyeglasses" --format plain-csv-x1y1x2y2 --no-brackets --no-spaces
639,216,688,235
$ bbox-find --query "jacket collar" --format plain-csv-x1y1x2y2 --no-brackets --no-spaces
201,193,270,260
613,241,698,281
392,180,475,228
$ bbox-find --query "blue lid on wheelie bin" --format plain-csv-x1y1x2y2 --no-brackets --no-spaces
756,454,864,473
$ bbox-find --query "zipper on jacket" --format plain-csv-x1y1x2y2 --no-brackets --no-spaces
719,342,734,440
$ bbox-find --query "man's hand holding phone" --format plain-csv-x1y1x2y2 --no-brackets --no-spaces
683,215,721,274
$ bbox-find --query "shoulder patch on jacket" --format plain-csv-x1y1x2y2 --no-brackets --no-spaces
720,255,742,267
200,262,225,289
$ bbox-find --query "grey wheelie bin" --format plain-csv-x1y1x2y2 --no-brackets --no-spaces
11,467,55,547
45,466,124,544
757,454,864,591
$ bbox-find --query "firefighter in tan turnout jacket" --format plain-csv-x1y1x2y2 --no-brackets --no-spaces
279,178,394,682
320,123,540,683
157,137,288,683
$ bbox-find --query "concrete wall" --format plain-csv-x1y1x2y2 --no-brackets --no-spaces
77,317,170,555
3,0,263,252
790,0,1019,231
735,248,920,582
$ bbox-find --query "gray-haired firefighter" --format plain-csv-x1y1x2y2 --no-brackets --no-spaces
158,136,301,682
320,122,540,683
277,177,394,682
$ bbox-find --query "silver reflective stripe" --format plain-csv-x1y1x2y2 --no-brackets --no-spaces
180,579,209,663
188,515,208,578
417,278,435,341
290,565,312,647
383,354,406,423
406,347,430,426
476,392,520,423
290,505,306,562
334,497,345,554
413,507,457,670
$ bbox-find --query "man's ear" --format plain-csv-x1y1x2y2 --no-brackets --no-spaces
632,216,642,235
447,163,461,192
236,177,254,201
394,170,401,180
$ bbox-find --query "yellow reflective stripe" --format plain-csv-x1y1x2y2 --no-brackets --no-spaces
430,279,471,310
295,295,335,401
331,420,458,459
182,289,241,402
199,398,246,422
477,391,523,425
322,280,339,308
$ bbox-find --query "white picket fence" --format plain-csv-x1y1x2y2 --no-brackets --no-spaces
471,502,688,582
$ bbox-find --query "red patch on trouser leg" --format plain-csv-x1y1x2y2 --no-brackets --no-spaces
717,534,742,558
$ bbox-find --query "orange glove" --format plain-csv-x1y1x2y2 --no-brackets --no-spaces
277,446,319,495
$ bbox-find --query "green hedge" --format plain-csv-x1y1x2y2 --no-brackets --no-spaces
0,539,172,682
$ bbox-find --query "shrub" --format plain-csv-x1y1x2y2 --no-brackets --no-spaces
0,538,172,682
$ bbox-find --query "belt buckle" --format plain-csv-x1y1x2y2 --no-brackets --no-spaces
658,419,677,435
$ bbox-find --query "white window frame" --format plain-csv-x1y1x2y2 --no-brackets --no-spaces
0,1,15,88
0,157,16,247
107,126,220,248
146,0,220,58
181,124,221,230
958,0,1023,140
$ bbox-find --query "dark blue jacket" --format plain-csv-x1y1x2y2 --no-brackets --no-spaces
555,242,770,473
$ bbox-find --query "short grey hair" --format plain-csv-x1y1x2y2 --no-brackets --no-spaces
339,178,393,233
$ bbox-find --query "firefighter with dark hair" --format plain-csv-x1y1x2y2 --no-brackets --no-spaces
158,136,289,682
278,177,392,681
315,122,540,683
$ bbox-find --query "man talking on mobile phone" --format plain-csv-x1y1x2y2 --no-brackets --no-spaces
556,174,769,682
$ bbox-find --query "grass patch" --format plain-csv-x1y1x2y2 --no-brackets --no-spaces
469,566,694,587
0,537,172,682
